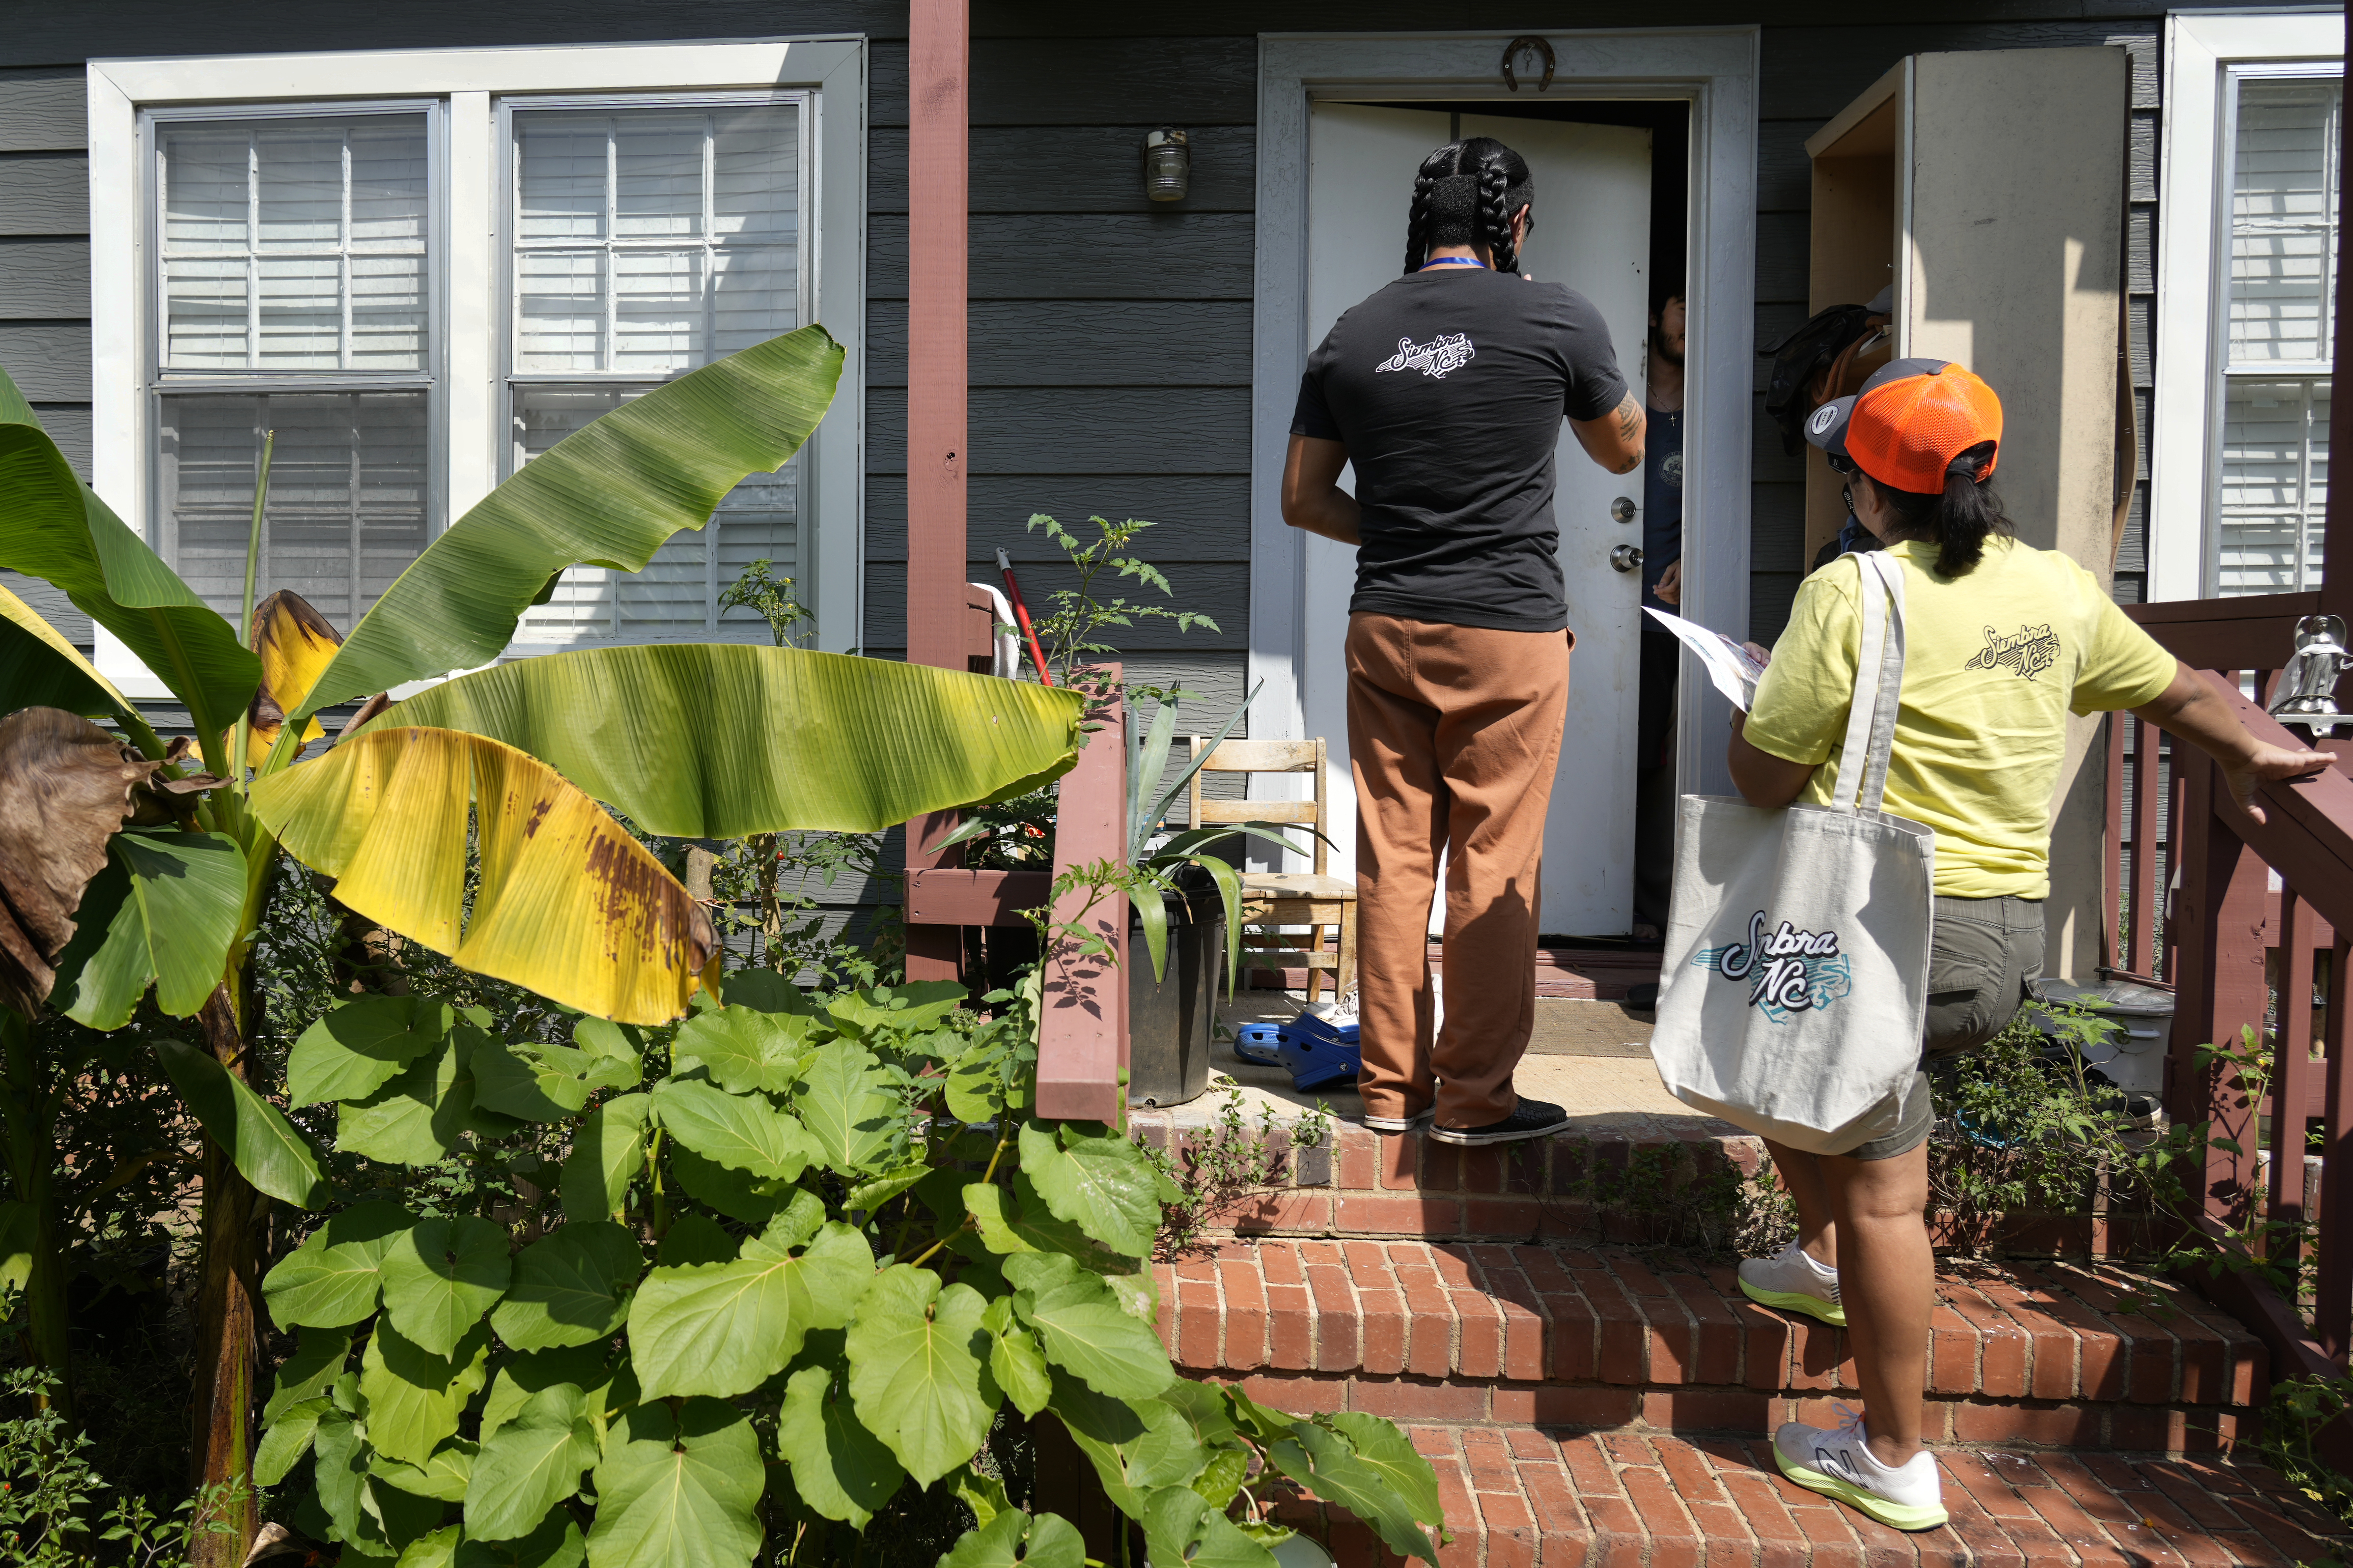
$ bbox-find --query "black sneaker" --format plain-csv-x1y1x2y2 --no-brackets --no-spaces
1430,1098,1572,1147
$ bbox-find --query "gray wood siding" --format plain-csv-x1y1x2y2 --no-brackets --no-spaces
0,3,2268,693
0,69,95,657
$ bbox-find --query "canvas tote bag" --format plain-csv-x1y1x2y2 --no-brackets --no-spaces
1648,550,1936,1154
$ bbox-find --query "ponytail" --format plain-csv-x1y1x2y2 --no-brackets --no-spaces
1860,441,2010,577
1401,137,1533,275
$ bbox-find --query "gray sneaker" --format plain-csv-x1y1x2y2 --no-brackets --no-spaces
1737,1241,1846,1327
1359,1106,1434,1134
1772,1408,1947,1531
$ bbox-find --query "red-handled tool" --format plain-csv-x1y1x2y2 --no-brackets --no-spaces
996,547,1053,687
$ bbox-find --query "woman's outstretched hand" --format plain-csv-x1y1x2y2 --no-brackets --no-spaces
2133,660,2338,827
2222,740,2339,826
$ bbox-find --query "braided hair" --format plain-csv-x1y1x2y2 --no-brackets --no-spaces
1402,136,1534,275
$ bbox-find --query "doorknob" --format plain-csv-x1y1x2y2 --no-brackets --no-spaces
1610,544,1643,573
1610,496,1637,524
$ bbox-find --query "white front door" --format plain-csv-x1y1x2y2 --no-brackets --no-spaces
1300,101,1652,935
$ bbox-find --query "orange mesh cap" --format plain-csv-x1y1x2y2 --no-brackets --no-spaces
1802,358,2002,494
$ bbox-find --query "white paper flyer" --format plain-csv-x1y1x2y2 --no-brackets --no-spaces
1644,607,1767,712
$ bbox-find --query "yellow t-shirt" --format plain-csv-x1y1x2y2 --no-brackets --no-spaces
1743,538,2177,899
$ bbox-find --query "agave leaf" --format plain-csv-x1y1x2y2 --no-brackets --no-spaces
293,326,845,721
359,644,1085,840
250,725,718,1024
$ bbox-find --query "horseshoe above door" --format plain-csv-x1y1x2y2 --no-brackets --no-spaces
1501,36,1556,93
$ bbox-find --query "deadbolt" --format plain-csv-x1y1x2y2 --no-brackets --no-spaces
1610,496,1638,524
1610,544,1643,573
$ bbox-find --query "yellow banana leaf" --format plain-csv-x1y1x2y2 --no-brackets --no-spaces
250,726,720,1024
0,578,136,722
360,644,1087,839
240,590,339,767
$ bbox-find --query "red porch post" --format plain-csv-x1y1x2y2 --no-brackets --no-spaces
904,0,971,984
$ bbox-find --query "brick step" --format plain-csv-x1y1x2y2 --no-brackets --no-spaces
1132,1117,2161,1257
1155,1239,2263,1455
1132,1113,1767,1245
1256,1427,2350,1567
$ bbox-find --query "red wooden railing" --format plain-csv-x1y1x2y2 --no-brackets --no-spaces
900,583,1130,1124
897,0,1133,1124
903,665,1130,1126
2107,597,2353,1395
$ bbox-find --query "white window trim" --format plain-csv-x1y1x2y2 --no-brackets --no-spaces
87,37,867,698
2148,8,2341,602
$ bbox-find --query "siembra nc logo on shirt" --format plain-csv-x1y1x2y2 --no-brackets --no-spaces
1963,623,2062,681
1374,333,1477,379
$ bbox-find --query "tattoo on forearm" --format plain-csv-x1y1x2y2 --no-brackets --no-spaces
1613,392,1642,444
1609,392,1644,471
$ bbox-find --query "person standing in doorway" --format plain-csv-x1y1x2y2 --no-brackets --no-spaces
1633,283,1686,945
1280,136,1646,1146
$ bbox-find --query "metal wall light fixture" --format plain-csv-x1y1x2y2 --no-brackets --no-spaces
1143,126,1190,202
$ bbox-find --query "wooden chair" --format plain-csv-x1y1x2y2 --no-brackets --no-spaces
1186,736,1356,1005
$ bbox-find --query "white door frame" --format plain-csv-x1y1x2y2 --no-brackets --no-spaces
1251,28,1759,823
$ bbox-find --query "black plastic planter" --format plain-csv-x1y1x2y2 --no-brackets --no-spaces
1128,885,1225,1108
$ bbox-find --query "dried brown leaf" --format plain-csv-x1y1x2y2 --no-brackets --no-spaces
0,707,163,1015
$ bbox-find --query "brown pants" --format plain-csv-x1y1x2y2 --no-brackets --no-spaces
1346,612,1570,1128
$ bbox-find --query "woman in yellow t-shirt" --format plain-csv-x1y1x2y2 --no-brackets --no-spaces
1725,360,2334,1531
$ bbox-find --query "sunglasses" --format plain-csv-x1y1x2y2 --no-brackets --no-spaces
1824,450,1859,476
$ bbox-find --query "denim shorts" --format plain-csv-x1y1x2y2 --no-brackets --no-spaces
1845,894,2045,1160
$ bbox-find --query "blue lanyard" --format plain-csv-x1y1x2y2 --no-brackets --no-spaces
1420,257,1486,269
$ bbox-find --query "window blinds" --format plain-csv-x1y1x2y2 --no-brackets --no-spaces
154,112,434,629
2217,77,2339,593
509,102,803,644
160,116,429,373
160,391,430,629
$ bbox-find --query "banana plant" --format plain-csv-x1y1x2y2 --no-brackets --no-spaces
0,327,1086,1560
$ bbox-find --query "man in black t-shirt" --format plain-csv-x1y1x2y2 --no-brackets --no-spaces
1280,136,1643,1148
1634,284,1686,946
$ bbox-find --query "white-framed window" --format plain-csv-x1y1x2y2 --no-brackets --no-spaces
87,39,866,697
2149,10,2343,600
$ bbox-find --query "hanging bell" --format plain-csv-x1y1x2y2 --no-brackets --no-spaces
2267,613,2353,737
1142,127,1190,203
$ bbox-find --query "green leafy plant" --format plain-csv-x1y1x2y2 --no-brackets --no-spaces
249,972,1445,1566
0,1361,246,1567
1926,1005,2323,1309
0,329,1084,1566
1926,1000,2210,1258
718,558,816,650
1150,1085,1332,1256
1020,516,1219,692
2255,1373,2353,1539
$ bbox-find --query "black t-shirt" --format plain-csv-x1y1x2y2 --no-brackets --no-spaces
1291,267,1629,633
1641,405,1684,617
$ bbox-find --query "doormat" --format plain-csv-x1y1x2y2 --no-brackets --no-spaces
1523,1000,1655,1058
